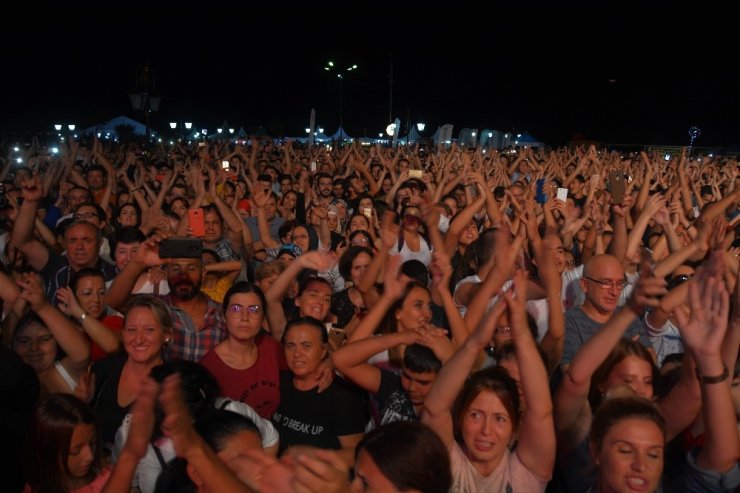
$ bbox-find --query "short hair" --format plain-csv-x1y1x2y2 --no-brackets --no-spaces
355,421,451,493
201,248,221,264
256,173,272,183
404,343,441,374
110,227,146,260
25,394,103,493
401,260,429,287
195,410,261,452
201,204,223,223
590,396,666,455
255,261,286,282
64,219,102,243
85,164,107,177
74,202,106,220
297,275,332,298
69,267,105,293
283,316,328,344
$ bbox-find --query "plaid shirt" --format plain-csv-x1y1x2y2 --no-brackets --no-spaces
159,294,227,362
41,255,118,303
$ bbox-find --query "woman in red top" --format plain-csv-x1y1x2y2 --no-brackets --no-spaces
200,282,287,419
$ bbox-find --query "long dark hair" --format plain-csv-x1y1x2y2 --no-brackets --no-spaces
25,394,103,493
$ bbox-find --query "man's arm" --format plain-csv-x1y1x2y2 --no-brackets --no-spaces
10,174,49,271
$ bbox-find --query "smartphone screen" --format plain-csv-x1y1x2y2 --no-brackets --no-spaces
556,188,569,202
188,208,206,237
221,160,230,169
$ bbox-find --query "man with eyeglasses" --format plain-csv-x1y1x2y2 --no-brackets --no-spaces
12,176,117,302
106,237,226,362
561,254,651,369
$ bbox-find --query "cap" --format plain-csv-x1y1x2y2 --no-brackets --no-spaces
278,243,302,259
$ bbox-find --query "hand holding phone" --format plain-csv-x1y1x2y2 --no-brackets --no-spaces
556,188,569,202
188,208,206,237
609,171,626,205
409,170,422,179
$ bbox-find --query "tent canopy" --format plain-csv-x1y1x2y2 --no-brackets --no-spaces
82,115,148,137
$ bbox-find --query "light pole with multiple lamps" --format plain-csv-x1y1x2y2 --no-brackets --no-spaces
324,60,358,135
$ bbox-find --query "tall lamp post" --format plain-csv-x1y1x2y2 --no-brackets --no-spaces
324,60,358,136
129,63,161,144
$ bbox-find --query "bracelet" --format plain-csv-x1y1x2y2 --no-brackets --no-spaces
695,363,729,384
79,312,88,324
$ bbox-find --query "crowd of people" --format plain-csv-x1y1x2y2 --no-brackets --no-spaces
0,136,738,493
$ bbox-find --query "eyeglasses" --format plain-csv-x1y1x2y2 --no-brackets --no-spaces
226,304,263,318
584,277,627,291
494,325,511,335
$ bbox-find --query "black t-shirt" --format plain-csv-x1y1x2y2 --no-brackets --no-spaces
91,353,129,448
375,369,418,426
272,371,368,454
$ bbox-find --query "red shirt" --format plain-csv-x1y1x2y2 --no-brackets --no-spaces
200,333,287,419
90,315,124,361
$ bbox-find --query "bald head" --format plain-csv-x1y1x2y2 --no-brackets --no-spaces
583,254,624,280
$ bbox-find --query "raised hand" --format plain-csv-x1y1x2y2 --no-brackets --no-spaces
430,250,453,290
123,377,159,460
16,272,49,311
382,254,412,300
298,251,336,272
19,173,44,203
56,287,85,319
159,373,200,459
675,270,729,360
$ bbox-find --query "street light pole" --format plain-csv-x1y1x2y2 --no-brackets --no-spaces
324,61,357,139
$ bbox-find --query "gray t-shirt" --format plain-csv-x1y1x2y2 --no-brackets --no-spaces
561,306,650,365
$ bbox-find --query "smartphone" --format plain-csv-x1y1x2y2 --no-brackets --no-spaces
327,325,346,349
198,142,206,148
159,238,203,258
188,208,206,237
221,160,230,170
535,178,546,204
556,187,569,202
409,169,422,179
609,171,626,204
310,161,317,172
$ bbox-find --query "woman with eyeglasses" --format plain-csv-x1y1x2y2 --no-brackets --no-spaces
200,281,287,419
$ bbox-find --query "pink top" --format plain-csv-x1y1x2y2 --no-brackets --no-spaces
24,467,112,493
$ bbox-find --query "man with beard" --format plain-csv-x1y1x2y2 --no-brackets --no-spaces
314,172,334,206
105,236,226,362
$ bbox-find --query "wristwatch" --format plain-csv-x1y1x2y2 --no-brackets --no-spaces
79,312,88,324
695,363,729,384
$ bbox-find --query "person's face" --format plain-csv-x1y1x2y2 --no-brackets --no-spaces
122,306,168,364
114,242,140,271
280,179,292,194
544,236,566,274
398,160,409,173
263,196,277,220
216,430,263,485
359,197,374,211
87,170,105,190
282,192,296,211
352,449,403,493
350,216,370,233
333,182,344,198
278,253,296,266
443,197,458,217
395,286,432,331
170,199,188,218
296,280,332,321
318,178,333,198
581,260,625,314
569,179,584,195
351,177,365,194
492,313,512,349
292,226,310,253
166,259,203,301
74,205,102,229
603,355,654,400
67,423,97,479
350,252,372,286
459,221,479,246
65,224,100,269
225,292,264,341
74,275,106,319
13,322,57,373
327,214,339,231
460,390,514,468
336,202,347,219
400,367,437,407
402,207,422,232
256,273,279,294
170,186,187,200
508,186,525,205
203,210,223,244
382,178,392,194
594,418,664,493
396,188,411,205
284,325,328,379
118,205,138,227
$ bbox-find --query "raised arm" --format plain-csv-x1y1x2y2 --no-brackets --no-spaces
504,271,556,480
10,174,49,271
57,287,120,355
105,235,167,312
422,296,507,449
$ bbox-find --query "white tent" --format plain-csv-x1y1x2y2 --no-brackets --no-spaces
82,115,148,138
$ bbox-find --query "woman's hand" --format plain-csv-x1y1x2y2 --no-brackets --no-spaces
124,377,159,460
16,272,49,312
315,358,336,394
159,373,201,459
56,287,85,319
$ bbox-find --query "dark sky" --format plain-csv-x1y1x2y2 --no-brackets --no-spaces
1,1,737,147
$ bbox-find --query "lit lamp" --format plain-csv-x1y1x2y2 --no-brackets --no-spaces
54,124,62,131
416,123,425,132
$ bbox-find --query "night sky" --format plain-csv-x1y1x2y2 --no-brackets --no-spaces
1,1,737,148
